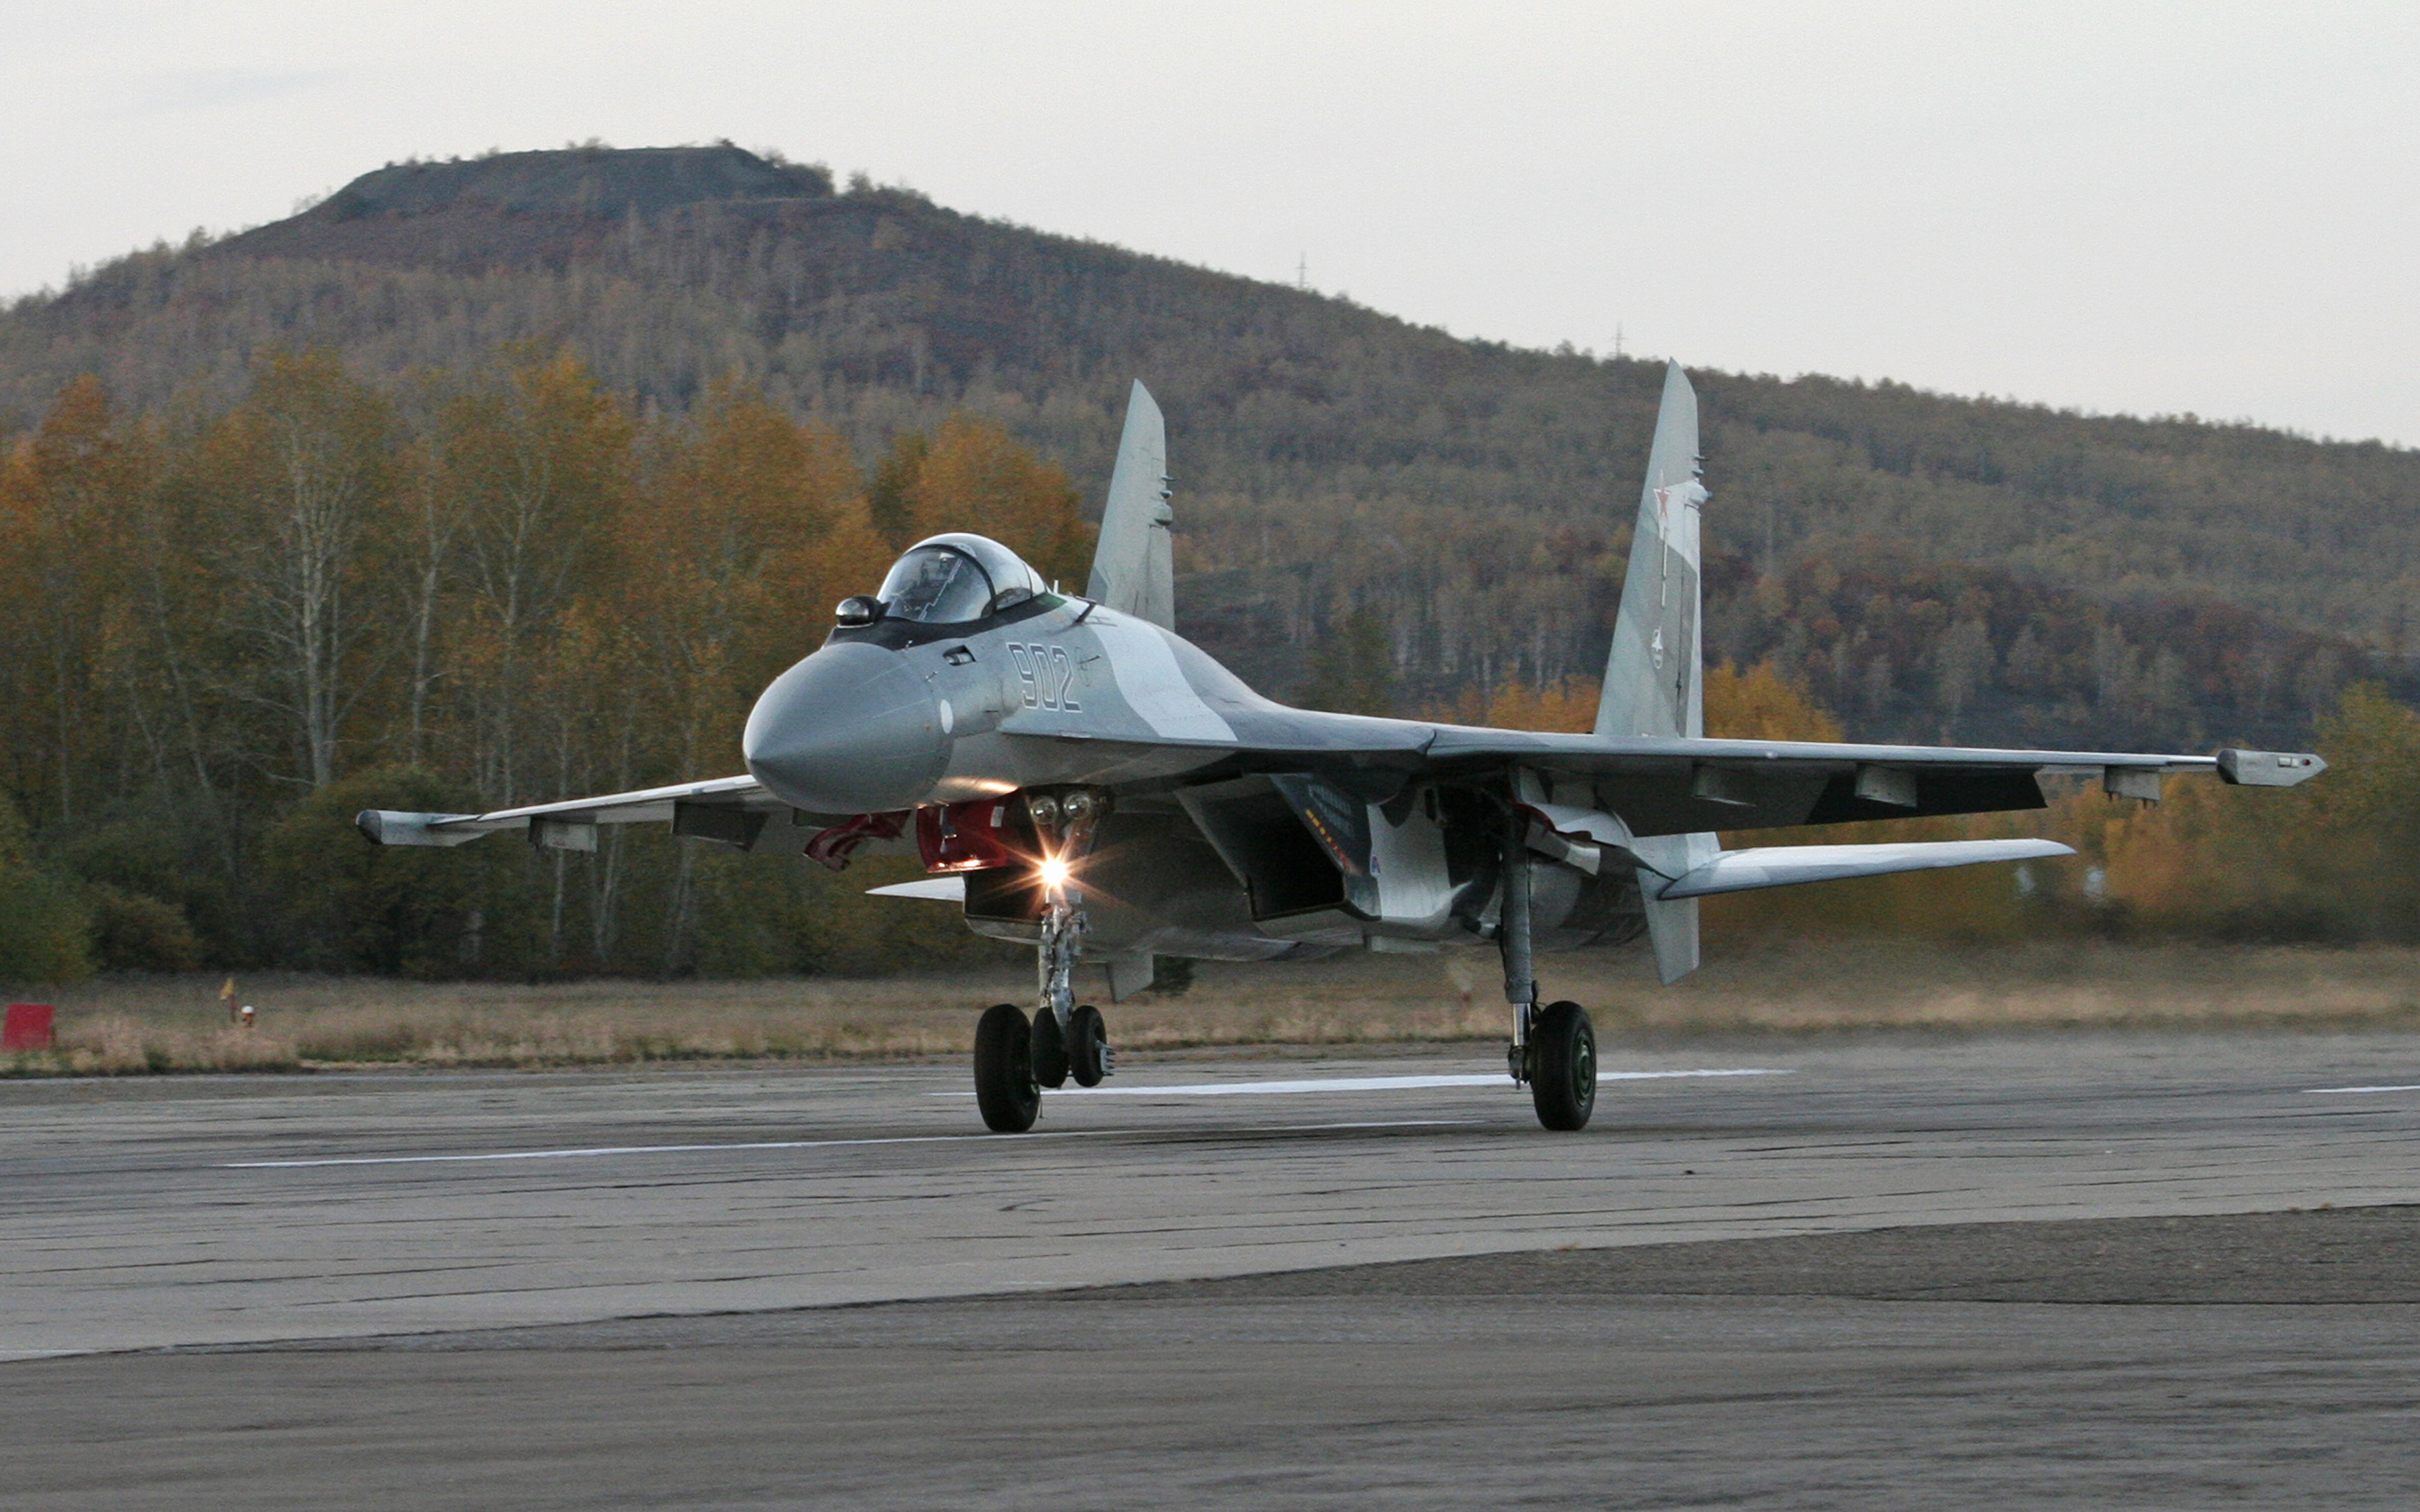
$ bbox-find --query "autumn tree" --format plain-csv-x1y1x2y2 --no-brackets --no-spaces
443,352,635,803
389,417,466,768
1299,605,1397,716
612,384,873,970
200,352,398,787
1444,663,1843,740
865,430,925,551
1705,661,1846,742
2070,682,2420,941
0,377,132,820
876,415,1095,590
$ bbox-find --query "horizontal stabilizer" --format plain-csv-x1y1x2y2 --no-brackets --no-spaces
867,876,967,902
1655,838,2072,900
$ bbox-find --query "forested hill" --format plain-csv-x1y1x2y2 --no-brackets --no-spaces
4,142,2416,750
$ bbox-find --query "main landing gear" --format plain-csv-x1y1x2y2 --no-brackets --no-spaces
1501,801,1598,1131
1522,1000,1597,1131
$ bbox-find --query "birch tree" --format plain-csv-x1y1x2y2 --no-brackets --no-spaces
444,353,632,803
212,352,397,788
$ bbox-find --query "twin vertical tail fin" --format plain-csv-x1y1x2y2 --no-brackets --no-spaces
1085,381,1175,629
1597,362,1712,983
1085,382,1174,1002
1596,361,1706,743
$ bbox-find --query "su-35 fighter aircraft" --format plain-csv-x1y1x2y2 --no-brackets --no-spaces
360,364,2325,1132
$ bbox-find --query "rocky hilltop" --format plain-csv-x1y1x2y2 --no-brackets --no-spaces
211,144,836,269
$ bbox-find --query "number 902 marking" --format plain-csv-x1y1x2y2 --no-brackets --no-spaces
1008,643,1082,712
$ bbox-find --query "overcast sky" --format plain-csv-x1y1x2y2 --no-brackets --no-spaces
4,1,2413,444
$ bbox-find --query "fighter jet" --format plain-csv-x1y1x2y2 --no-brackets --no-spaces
359,364,2325,1132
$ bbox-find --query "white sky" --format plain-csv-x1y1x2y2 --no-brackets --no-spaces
4,1,2414,444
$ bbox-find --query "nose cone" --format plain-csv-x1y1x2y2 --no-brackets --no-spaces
744,643,950,813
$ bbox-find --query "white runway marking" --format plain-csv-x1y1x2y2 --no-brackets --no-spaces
222,1120,1478,1169
971,1068,1794,1098
2304,1084,2420,1094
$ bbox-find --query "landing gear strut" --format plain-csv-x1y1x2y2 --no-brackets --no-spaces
1500,796,1596,1131
1038,895,1085,1030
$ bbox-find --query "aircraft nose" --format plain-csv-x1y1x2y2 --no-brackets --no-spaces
742,642,950,814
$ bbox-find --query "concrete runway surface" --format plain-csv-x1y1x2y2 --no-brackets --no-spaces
7,1030,2420,1506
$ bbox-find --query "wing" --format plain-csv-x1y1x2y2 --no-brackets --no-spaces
357,774,788,850
1407,728,2324,836
1001,701,2324,837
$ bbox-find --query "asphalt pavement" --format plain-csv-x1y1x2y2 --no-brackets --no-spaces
6,1029,2420,1506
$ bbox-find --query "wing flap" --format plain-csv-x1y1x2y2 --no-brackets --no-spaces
1654,839,2073,900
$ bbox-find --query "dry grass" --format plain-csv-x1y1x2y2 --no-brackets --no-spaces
6,939,2419,1077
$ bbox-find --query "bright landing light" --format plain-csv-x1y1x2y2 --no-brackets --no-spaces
1037,857,1071,888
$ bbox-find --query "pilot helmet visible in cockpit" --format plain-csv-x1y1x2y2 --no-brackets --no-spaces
873,534,1049,624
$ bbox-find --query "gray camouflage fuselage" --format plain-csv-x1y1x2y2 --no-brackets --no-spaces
742,592,1621,964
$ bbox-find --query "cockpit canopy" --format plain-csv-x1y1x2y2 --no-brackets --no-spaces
876,534,1050,625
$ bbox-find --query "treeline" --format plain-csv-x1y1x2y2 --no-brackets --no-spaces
6,343,2412,987
1699,545,2404,752
1,324,2412,987
0,352,1092,981
4,147,2415,737
1284,537,2399,753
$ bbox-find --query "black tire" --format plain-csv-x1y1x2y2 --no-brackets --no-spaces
974,1004,1040,1133
1528,1000,1596,1131
1068,1005,1109,1087
1030,1005,1069,1087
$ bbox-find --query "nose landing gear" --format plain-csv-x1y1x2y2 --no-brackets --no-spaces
973,788,1115,1132
973,998,1114,1133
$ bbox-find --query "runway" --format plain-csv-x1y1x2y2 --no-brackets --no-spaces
9,1032,2420,1358
7,1030,2420,1505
